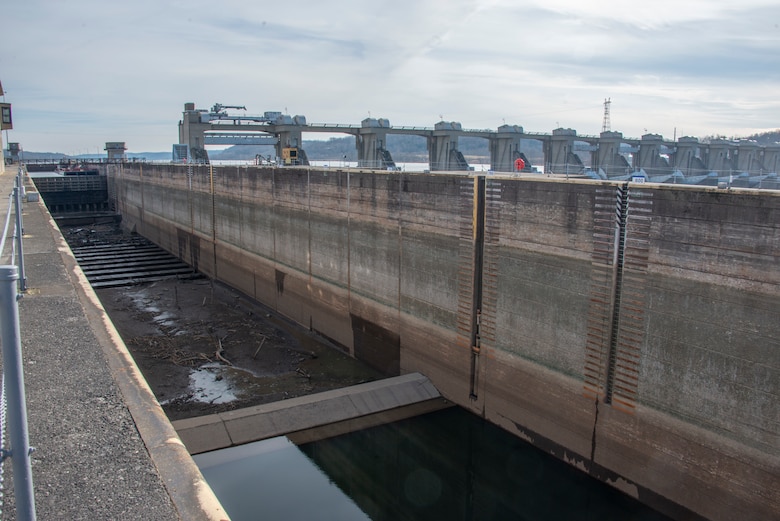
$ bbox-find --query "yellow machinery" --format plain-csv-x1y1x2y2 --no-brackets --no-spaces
282,147,299,165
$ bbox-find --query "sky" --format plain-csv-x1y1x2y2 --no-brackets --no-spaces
1,0,779,155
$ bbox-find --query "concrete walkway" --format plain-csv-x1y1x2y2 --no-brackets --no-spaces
0,168,227,520
174,372,450,454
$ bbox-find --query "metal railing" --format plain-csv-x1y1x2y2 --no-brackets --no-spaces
0,166,36,520
0,167,27,291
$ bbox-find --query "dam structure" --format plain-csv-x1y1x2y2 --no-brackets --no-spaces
103,160,779,521
178,102,780,188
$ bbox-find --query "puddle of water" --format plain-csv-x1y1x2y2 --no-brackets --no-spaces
153,311,176,326
125,287,189,334
126,287,160,315
160,362,304,407
189,363,238,404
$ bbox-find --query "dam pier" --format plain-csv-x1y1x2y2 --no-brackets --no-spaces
177,102,780,188
98,160,778,520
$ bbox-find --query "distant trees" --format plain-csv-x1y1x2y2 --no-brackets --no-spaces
743,130,780,145
701,130,780,145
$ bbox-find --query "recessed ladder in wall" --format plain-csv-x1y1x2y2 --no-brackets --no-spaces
456,176,500,401
584,183,652,413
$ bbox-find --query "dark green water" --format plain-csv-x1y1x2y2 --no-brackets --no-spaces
194,407,671,521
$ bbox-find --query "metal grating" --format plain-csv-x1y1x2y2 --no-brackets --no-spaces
71,236,200,289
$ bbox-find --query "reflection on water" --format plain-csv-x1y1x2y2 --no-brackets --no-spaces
195,437,369,521
195,407,672,521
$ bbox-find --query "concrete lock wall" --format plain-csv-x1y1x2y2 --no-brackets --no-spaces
469,179,779,520
107,164,779,521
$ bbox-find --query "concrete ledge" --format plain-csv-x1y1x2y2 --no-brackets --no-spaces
173,372,450,454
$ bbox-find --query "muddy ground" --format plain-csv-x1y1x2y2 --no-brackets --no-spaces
97,278,384,421
63,223,383,422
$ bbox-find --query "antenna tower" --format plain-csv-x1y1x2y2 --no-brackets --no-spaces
601,97,611,132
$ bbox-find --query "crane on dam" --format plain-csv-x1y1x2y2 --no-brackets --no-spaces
210,103,246,116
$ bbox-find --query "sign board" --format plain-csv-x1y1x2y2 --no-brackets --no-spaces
0,103,11,130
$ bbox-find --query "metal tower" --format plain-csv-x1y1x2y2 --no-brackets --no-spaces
602,98,612,133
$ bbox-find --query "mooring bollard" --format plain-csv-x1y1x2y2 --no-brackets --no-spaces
0,265,36,520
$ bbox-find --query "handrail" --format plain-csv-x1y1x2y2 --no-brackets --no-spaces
14,170,26,291
0,265,36,520
0,191,13,263
0,168,28,290
0,165,36,520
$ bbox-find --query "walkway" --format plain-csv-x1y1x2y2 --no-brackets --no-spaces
175,372,449,454
0,168,227,520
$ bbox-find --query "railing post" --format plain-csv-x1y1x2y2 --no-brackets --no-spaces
16,167,25,204
0,265,36,520
13,176,26,292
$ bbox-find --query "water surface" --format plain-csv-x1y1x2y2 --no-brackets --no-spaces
195,407,671,521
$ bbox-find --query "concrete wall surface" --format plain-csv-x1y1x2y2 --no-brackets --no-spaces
108,163,779,521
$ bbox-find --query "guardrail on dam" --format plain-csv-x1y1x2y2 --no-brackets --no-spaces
106,163,779,521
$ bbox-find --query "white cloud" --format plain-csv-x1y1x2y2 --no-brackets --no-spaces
1,0,778,153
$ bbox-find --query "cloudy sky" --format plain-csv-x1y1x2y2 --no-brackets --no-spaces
1,0,779,154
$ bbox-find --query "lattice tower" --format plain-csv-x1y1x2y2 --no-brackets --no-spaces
602,98,612,132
